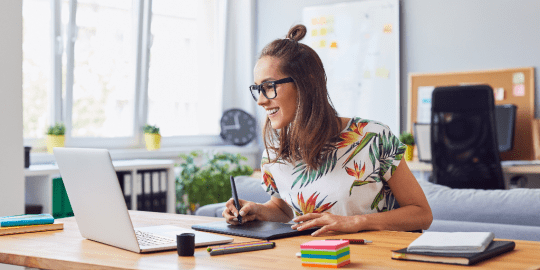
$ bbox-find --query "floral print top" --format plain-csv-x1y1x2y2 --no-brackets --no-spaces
260,117,406,218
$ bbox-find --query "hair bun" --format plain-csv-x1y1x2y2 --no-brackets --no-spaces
286,24,307,42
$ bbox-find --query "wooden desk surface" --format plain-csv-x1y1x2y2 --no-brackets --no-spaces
0,211,539,270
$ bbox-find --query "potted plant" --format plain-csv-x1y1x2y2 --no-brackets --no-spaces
399,131,415,162
143,124,161,151
46,122,66,153
176,151,253,214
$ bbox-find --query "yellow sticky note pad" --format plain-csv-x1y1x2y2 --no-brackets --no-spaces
311,29,318,37
320,28,327,36
319,40,326,48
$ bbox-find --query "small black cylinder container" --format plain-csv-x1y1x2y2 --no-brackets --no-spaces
177,233,195,256
24,146,31,168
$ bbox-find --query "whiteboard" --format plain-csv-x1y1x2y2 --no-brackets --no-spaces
302,0,400,134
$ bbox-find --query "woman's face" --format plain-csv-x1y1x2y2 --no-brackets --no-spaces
254,56,298,130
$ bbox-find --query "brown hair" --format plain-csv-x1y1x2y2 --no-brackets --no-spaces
260,24,342,170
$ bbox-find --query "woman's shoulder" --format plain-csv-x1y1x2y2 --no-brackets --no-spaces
344,117,394,133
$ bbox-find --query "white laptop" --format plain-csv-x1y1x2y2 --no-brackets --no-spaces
53,147,233,253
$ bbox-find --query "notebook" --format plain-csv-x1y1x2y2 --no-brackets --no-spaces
0,222,63,236
192,220,317,240
407,232,495,253
54,147,233,253
392,240,515,265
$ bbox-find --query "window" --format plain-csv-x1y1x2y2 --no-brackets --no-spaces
22,0,224,151
22,0,52,139
147,0,221,140
70,0,135,138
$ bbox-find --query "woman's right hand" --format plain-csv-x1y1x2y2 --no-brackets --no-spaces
222,198,260,225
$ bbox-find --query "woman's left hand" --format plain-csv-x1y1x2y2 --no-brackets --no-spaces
291,213,362,237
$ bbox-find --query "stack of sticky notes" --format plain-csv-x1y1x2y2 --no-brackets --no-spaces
300,240,351,268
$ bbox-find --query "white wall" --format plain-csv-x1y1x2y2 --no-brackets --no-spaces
256,0,540,132
400,0,540,122
0,2,26,270
0,1,24,215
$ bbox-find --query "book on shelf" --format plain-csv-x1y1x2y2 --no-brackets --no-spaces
0,213,54,227
0,222,64,236
392,240,515,266
407,232,495,253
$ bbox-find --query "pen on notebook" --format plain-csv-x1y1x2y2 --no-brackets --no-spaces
208,242,275,255
326,239,372,244
206,240,270,252
230,175,242,224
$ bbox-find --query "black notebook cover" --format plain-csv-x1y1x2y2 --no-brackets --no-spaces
391,240,516,266
191,220,317,240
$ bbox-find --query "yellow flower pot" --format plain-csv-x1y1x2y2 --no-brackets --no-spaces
405,144,414,161
144,133,161,151
46,135,65,153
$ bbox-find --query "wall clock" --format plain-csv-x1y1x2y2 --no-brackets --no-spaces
220,109,257,146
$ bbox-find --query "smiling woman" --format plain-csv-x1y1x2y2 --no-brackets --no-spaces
222,24,433,237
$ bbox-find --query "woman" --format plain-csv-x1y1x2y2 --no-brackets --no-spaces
223,24,432,236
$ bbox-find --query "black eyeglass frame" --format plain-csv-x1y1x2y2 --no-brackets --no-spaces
249,77,294,101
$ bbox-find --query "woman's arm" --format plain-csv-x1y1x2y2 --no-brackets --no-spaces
223,196,294,224
292,158,433,236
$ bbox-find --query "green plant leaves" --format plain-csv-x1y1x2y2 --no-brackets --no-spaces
46,122,65,135
143,124,160,134
175,151,253,213
399,131,414,145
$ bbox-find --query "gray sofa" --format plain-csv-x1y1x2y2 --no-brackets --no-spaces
195,176,540,241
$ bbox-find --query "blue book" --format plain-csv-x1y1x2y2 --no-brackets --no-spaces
0,214,54,227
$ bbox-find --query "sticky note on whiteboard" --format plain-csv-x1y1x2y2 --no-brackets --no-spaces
376,67,390,79
383,24,392,33
513,84,525,96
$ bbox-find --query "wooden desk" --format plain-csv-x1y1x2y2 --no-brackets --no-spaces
1,211,539,270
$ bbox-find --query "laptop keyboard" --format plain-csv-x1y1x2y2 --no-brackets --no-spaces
135,230,175,247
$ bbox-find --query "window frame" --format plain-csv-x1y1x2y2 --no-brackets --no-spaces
23,0,226,151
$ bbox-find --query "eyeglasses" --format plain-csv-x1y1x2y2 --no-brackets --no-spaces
249,77,294,102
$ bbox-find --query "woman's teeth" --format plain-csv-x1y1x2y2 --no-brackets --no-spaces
267,108,279,115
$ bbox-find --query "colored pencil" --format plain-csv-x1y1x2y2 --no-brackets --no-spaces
209,242,275,256
207,240,270,252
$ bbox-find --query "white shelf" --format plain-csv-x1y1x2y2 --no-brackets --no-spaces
24,159,176,214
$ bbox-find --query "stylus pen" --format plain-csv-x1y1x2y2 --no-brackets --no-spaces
209,242,275,256
326,239,372,244
230,176,242,224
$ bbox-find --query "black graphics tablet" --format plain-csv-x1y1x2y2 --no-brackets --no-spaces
191,220,317,240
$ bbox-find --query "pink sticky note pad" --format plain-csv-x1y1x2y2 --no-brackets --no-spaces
301,240,349,250
513,84,525,96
